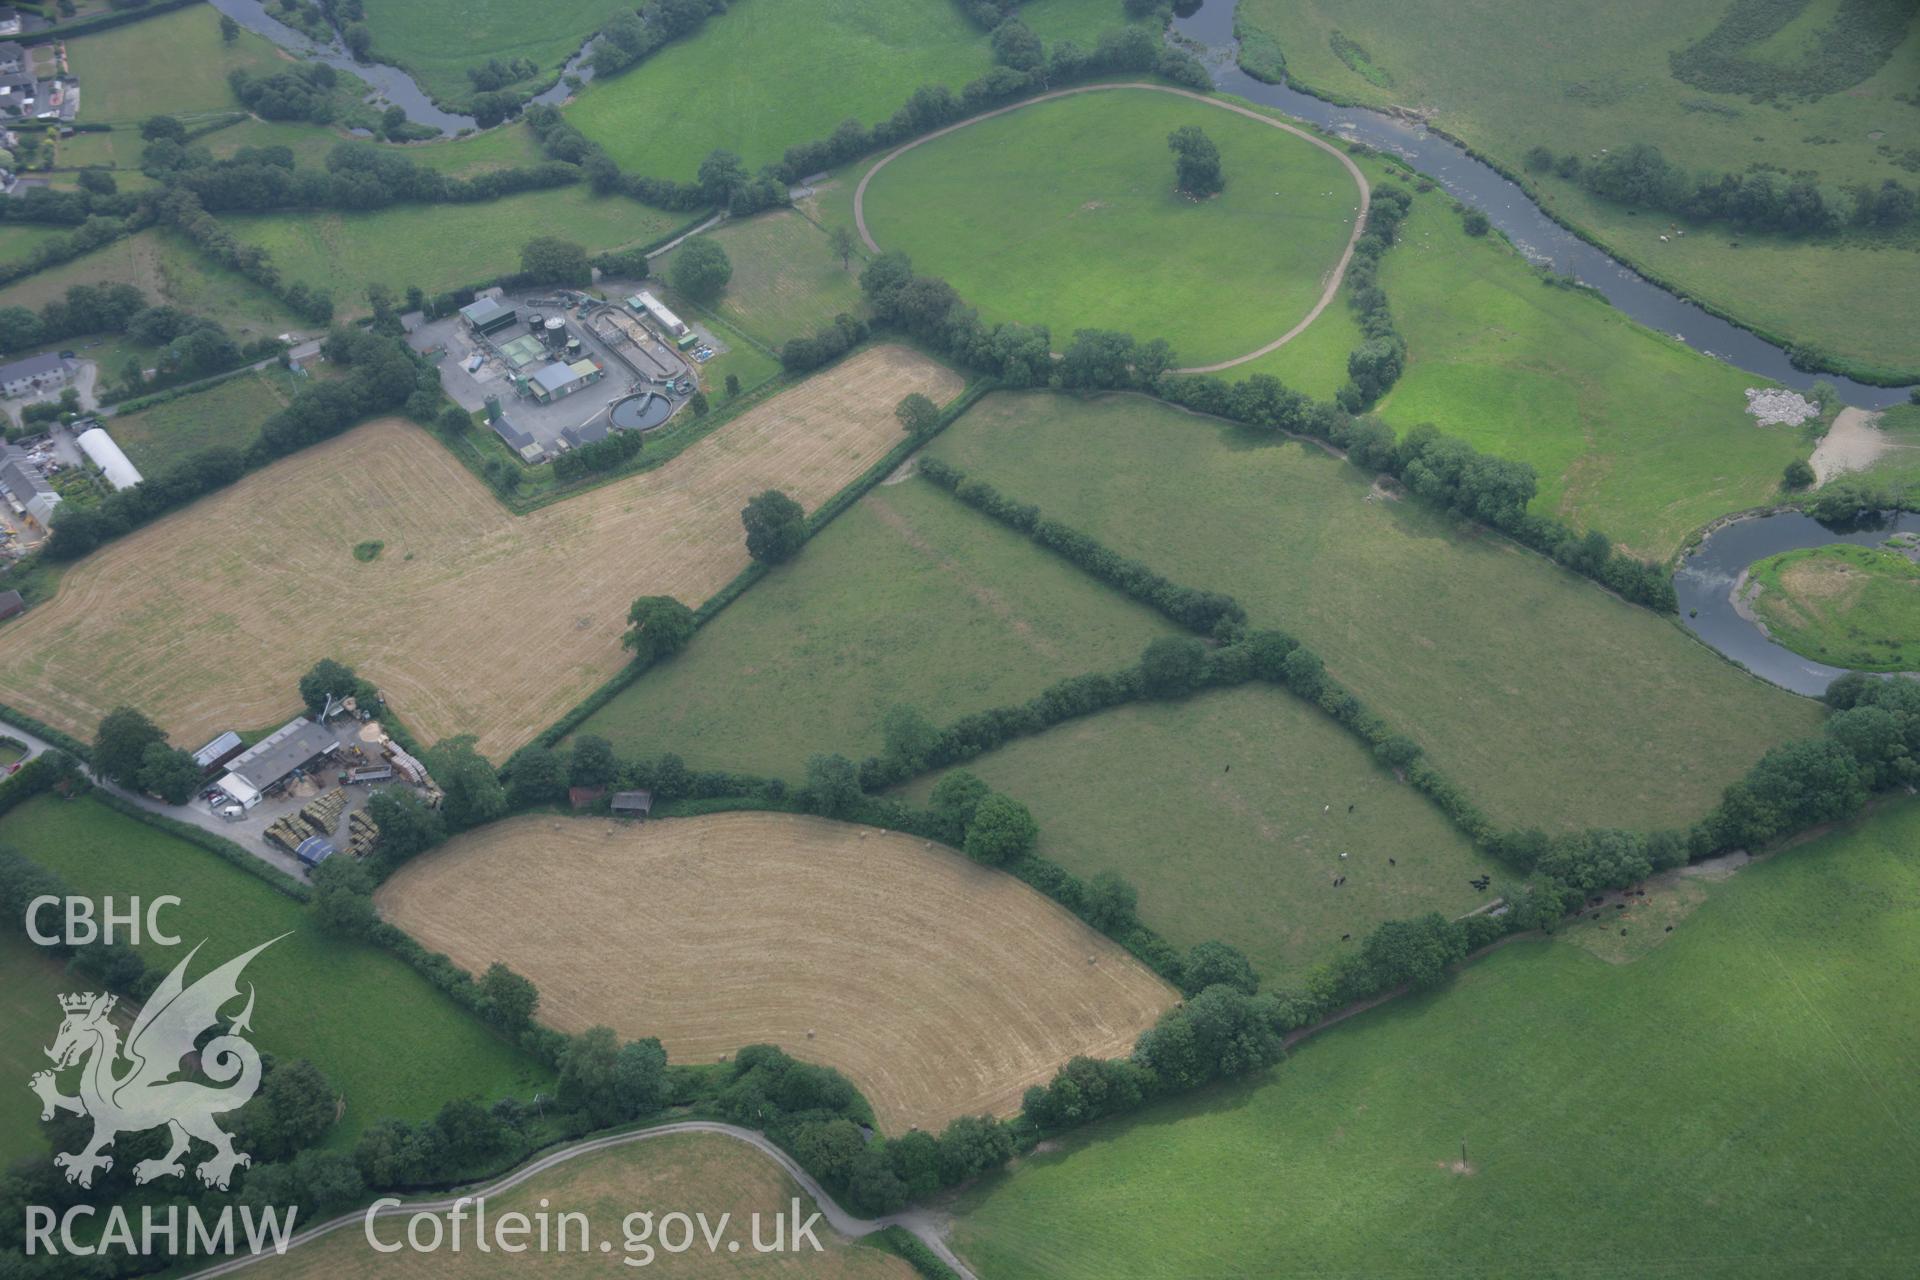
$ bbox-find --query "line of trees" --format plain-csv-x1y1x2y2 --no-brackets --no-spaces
156,189,334,325
1336,183,1410,411
147,130,584,215
1526,140,1917,236
1155,369,1676,609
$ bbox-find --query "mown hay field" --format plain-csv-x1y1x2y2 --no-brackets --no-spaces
375,812,1178,1135
243,1131,916,1278
0,346,962,759
927,391,1823,833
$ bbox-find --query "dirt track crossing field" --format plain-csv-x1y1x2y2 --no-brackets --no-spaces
0,347,961,759
375,812,1179,1134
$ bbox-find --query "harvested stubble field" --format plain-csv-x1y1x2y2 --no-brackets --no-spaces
375,812,1178,1135
242,1131,915,1278
0,346,960,759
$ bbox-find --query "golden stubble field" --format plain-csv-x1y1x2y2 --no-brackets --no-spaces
0,347,962,759
375,812,1178,1135
241,1132,917,1278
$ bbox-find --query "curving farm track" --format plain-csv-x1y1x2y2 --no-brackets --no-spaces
852,81,1372,375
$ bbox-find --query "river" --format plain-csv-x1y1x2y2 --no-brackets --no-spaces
1674,510,1920,695
1169,0,1913,409
210,0,1910,408
205,0,594,135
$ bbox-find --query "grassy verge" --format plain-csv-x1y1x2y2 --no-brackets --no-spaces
951,796,1920,1278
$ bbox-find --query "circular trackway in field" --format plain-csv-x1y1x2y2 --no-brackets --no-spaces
375,811,1178,1134
855,83,1369,371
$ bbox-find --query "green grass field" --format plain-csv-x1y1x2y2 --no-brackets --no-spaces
574,472,1177,775
224,186,682,317
860,89,1358,367
1235,0,1920,373
1373,192,1808,557
1748,541,1920,671
1536,180,1920,379
0,796,552,1146
66,4,300,123
359,0,630,107
652,209,868,348
951,796,1920,1278
0,229,302,341
0,222,68,266
567,0,1135,180
905,684,1500,980
929,391,1823,833
0,931,84,1156
1855,402,1920,491
107,369,295,472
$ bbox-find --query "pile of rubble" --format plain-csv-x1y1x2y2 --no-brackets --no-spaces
1745,387,1819,427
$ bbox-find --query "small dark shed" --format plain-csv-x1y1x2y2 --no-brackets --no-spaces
611,790,654,818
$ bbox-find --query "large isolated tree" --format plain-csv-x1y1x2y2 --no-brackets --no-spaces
1167,125,1224,197
670,236,732,301
741,488,806,564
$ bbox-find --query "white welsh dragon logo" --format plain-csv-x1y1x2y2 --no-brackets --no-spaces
29,937,283,1191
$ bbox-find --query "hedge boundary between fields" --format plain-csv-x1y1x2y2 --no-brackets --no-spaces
528,374,996,750
911,455,1496,840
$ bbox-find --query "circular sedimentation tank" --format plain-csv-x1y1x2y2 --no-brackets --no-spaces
610,392,674,431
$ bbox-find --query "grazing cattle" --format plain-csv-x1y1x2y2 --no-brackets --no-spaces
1341,934,1351,941
1389,857,1396,866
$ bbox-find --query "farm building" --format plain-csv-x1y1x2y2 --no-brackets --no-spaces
460,296,518,337
75,427,142,490
0,351,69,398
630,291,689,339
530,359,602,404
190,730,245,776
286,339,324,372
0,445,58,527
215,717,342,809
491,415,544,463
0,588,22,622
612,790,654,818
